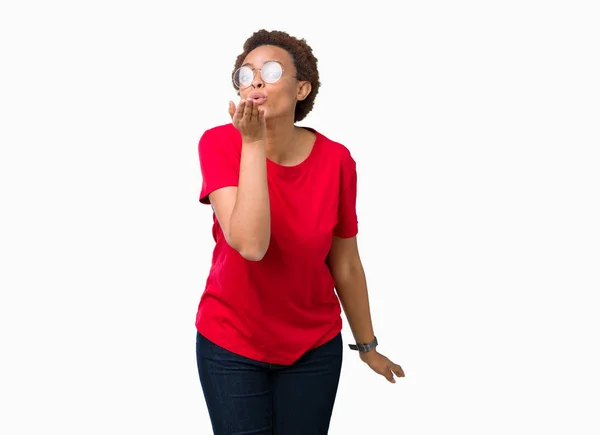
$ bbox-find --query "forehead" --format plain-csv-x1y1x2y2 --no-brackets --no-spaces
242,45,294,68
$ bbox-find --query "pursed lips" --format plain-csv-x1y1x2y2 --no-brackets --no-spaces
248,92,267,105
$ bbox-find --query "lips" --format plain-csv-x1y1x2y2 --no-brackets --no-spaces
248,92,267,105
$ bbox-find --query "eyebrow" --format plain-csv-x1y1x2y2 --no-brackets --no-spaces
241,59,282,68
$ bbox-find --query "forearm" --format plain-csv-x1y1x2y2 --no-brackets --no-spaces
333,263,376,344
230,139,271,260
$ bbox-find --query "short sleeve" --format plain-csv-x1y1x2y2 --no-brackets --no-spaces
332,151,359,238
198,127,240,205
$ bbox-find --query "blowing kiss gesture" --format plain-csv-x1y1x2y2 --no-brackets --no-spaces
228,98,266,143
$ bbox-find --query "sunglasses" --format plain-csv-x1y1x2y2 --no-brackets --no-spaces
232,60,297,89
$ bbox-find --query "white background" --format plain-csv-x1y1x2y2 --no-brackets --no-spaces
1,0,599,433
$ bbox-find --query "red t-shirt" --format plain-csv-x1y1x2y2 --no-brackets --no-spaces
195,123,359,365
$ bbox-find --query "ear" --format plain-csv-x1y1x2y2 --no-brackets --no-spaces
296,81,312,101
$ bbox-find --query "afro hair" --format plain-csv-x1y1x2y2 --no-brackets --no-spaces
232,29,320,123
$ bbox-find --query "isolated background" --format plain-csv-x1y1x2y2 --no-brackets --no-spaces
1,0,598,433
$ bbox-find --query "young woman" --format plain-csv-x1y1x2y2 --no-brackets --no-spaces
195,29,405,435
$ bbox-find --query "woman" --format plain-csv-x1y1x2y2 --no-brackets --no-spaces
195,29,405,434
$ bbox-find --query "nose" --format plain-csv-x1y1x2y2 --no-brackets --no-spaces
251,70,265,89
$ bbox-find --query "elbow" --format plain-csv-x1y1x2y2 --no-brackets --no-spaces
226,228,270,262
239,246,268,262
239,236,270,261
230,236,269,262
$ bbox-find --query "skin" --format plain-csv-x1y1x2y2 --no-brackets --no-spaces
229,44,314,164
209,44,405,383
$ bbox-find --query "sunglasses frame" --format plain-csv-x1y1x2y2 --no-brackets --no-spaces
232,60,296,89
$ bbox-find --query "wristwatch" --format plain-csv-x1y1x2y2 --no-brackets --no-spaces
348,336,378,352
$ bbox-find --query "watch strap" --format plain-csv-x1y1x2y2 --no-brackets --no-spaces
348,336,378,352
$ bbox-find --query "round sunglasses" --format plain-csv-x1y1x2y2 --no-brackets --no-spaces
232,60,297,89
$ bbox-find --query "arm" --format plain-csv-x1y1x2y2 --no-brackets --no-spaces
208,100,270,261
209,139,270,261
328,235,405,382
326,235,376,352
326,156,405,382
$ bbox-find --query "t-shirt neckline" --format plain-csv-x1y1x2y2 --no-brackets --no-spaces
266,127,320,173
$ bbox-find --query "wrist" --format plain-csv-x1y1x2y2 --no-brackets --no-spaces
348,336,378,353
242,137,265,147
359,349,378,361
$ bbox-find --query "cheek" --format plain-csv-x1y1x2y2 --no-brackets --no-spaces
266,91,296,113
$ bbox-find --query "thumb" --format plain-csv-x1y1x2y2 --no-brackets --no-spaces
228,101,235,119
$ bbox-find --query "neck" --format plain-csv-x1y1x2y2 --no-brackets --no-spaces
264,114,301,160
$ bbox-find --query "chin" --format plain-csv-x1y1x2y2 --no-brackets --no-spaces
263,106,287,121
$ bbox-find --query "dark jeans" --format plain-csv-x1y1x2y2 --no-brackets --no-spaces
196,331,343,435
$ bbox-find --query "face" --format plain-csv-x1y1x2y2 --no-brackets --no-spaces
237,45,311,120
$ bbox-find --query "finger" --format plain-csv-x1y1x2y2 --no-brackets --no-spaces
257,107,265,124
235,99,246,121
249,99,257,122
385,371,396,383
243,99,253,121
392,364,405,377
228,101,235,119
377,366,395,383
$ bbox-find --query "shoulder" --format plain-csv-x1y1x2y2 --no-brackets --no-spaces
312,129,356,166
200,123,239,142
198,124,242,171
198,123,241,152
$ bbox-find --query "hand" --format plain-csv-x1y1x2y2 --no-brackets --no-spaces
359,350,405,384
228,99,266,143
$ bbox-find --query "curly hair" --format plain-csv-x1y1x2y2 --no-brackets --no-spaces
232,29,320,123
